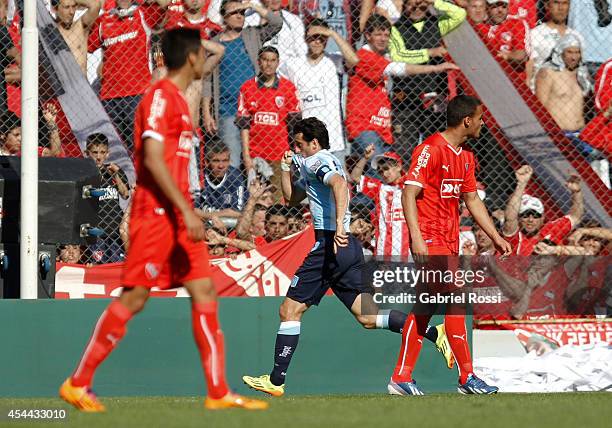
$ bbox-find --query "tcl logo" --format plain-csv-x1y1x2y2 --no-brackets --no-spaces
254,112,279,126
440,179,462,198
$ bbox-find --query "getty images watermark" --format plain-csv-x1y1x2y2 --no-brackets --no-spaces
361,257,505,313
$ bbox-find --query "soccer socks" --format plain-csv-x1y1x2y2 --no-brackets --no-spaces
391,313,426,383
424,325,438,343
444,314,473,384
270,321,301,386
377,310,439,345
71,299,133,387
191,301,229,399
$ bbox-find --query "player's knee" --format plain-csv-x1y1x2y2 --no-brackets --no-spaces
279,300,306,322
120,288,150,314
356,314,376,329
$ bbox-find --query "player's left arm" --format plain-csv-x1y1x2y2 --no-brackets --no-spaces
201,39,225,80
328,174,349,251
77,0,102,29
463,191,512,256
565,174,584,227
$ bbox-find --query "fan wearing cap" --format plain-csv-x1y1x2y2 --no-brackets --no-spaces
502,164,584,256
350,144,410,258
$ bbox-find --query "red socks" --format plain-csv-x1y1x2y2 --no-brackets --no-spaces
444,314,473,384
391,314,430,383
191,301,229,399
72,299,133,387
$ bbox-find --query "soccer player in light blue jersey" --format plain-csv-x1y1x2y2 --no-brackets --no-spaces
243,118,454,396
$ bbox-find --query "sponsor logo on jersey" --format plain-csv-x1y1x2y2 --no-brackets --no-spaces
411,145,430,179
103,30,139,47
254,111,279,126
440,178,463,198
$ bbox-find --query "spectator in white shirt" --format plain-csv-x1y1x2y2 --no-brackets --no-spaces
528,0,585,91
279,18,359,162
244,0,307,67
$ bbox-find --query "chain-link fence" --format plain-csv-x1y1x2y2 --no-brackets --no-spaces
0,0,610,305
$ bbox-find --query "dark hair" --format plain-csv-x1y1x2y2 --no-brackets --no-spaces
86,133,109,149
446,95,482,128
266,204,289,222
287,206,303,220
205,135,229,161
0,112,21,136
258,45,280,59
472,217,502,232
305,18,329,32
364,14,391,35
293,117,330,150
51,0,60,8
161,28,201,70
220,0,242,17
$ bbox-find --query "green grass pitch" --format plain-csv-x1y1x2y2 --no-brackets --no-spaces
1,393,610,428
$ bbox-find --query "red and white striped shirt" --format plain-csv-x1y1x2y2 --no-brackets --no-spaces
359,175,410,258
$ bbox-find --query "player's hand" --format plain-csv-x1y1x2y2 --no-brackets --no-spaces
106,162,120,174
437,62,460,72
281,150,294,170
515,165,533,185
462,240,477,256
183,209,206,242
307,25,333,38
42,103,58,124
203,114,217,133
333,229,349,254
428,46,447,58
363,144,375,160
497,51,510,61
493,236,512,257
411,236,428,263
565,174,582,194
567,228,585,245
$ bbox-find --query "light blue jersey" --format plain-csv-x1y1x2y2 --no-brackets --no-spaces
294,150,351,232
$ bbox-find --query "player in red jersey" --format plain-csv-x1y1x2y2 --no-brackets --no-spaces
59,28,267,412
390,95,512,395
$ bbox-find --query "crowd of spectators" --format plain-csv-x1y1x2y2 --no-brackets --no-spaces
0,0,608,276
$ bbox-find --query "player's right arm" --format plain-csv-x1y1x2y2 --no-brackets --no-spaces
402,185,427,263
503,164,532,236
280,150,306,205
143,138,204,241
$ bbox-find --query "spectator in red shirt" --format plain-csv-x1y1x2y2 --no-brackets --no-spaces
0,105,63,157
466,0,488,24
346,14,457,169
502,164,584,256
476,0,530,87
88,0,169,152
581,58,612,157
236,46,301,200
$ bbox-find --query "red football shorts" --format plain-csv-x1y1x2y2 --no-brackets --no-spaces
122,213,211,288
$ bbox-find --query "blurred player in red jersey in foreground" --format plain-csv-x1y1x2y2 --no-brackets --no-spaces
59,28,268,412
392,95,512,395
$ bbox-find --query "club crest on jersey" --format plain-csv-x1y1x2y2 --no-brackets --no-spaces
275,96,285,107
309,160,322,172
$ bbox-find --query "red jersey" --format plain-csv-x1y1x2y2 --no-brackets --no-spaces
88,4,165,99
405,133,478,253
508,0,537,28
581,60,612,154
504,216,573,256
131,79,194,216
476,17,530,80
236,76,300,161
359,175,410,257
164,10,222,40
346,46,393,145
